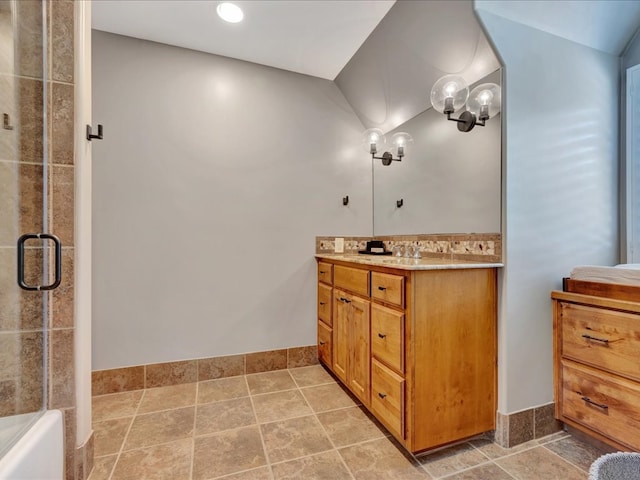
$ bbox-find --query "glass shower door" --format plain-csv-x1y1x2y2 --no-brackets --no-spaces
0,0,51,457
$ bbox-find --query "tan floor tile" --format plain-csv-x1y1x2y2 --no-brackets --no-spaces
544,436,611,472
418,443,490,478
87,455,117,480
124,407,194,451
496,446,586,480
137,383,197,414
92,390,143,422
198,376,248,404
301,383,360,413
252,389,313,423
214,466,272,479
443,462,515,480
193,426,266,479
289,365,335,387
111,438,192,480
469,437,537,460
246,370,296,395
317,406,387,447
339,437,431,480
93,417,132,457
261,415,333,463
196,396,256,436
272,450,352,480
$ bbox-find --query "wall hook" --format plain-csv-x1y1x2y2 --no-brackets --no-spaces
3,113,14,130
396,199,404,208
343,195,349,206
86,124,103,141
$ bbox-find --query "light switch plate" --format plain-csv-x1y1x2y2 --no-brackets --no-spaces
334,237,344,253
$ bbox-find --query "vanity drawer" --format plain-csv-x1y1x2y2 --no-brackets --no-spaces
560,302,640,382
318,283,332,326
318,262,333,285
371,304,404,373
318,321,333,368
371,272,404,308
371,358,405,439
334,265,369,297
561,360,640,451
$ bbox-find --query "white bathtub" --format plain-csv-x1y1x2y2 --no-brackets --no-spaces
0,410,63,480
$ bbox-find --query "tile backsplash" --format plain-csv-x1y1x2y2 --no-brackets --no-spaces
316,233,502,263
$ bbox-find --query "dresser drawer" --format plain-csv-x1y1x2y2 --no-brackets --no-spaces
318,262,333,285
371,304,404,373
334,265,369,297
318,321,332,368
560,302,640,382
318,283,332,326
371,272,404,308
371,358,405,439
561,360,640,451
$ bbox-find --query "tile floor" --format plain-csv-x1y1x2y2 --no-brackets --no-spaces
89,365,609,480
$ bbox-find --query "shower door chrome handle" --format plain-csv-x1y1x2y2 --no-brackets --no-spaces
17,233,62,291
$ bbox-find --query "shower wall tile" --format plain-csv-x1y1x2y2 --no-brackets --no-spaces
50,165,74,247
51,247,74,328
50,82,74,164
0,10,13,76
63,407,77,480
49,1,74,83
15,0,44,79
246,349,288,374
0,161,44,247
198,354,244,381
0,248,44,332
287,345,319,368
0,75,16,161
0,331,43,416
75,431,94,480
18,77,44,163
145,360,198,388
92,366,145,396
49,327,75,409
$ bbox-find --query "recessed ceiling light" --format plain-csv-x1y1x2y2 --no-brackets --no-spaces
217,2,244,23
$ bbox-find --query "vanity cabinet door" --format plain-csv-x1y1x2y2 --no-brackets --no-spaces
318,321,332,368
349,294,371,406
333,289,349,383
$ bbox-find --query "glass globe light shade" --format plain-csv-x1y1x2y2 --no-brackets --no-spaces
390,132,413,158
467,83,501,120
430,75,469,114
361,128,386,154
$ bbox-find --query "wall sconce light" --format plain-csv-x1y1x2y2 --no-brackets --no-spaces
430,75,501,133
362,128,413,166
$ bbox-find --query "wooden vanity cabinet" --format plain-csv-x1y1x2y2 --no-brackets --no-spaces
317,262,333,368
317,258,497,454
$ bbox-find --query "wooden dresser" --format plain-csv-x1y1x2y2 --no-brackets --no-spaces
317,255,498,454
552,290,640,451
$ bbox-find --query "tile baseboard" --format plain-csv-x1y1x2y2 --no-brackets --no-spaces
494,403,563,448
92,345,319,396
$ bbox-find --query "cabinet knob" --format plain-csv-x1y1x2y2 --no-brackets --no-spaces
378,392,387,399
340,297,351,304
378,333,386,339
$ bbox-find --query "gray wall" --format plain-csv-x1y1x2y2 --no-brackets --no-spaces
476,8,620,414
91,31,371,370
373,71,501,235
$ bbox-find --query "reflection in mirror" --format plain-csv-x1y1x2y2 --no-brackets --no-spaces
373,69,502,236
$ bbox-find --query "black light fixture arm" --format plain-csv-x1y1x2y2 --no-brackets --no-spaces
445,111,487,132
371,151,403,166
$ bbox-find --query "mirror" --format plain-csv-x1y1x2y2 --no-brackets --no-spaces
373,69,502,235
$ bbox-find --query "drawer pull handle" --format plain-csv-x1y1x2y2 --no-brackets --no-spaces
340,297,351,304
378,392,387,399
319,302,326,305
319,271,326,274
581,396,608,410
582,334,609,344
378,286,387,291
319,341,326,346
378,333,386,339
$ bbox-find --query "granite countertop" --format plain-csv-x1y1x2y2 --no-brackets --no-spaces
315,254,503,271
